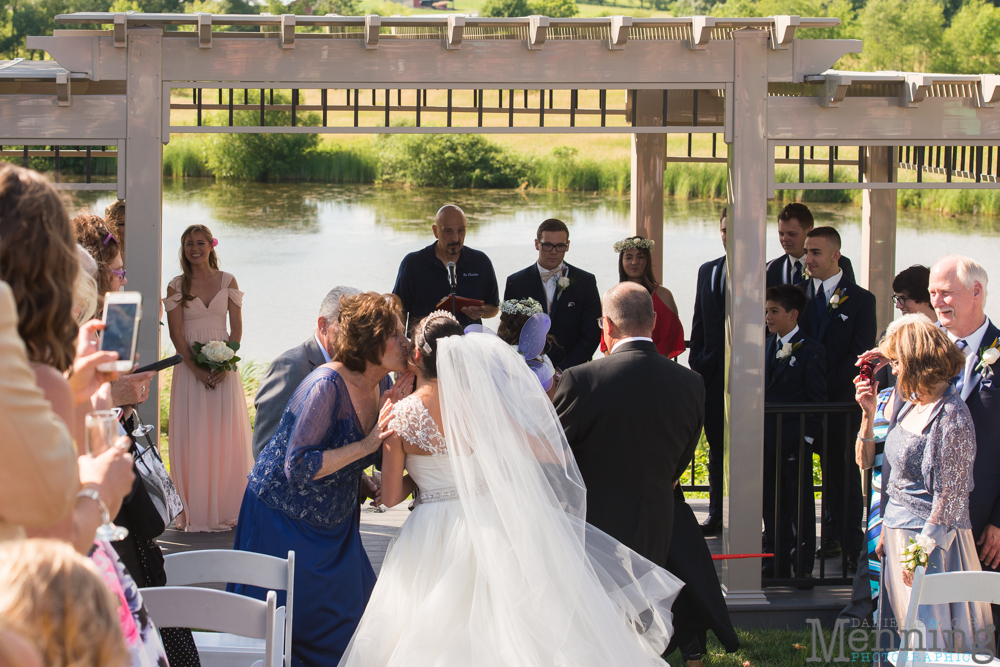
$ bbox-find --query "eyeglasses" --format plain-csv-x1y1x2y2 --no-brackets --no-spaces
891,294,912,305
110,268,126,280
540,243,569,252
596,316,607,329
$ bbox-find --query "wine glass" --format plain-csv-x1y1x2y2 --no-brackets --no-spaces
131,406,154,439
84,410,129,541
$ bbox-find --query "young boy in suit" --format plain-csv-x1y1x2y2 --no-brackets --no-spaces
763,284,827,579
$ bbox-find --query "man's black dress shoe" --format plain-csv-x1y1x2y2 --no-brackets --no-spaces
700,517,722,535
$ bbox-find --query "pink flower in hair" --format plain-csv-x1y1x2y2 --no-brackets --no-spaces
211,238,219,248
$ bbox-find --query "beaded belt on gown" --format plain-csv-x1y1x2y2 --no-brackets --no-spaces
414,479,489,505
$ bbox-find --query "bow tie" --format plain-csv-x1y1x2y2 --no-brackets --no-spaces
540,267,563,282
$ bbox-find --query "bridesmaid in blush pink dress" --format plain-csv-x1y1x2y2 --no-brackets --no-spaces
164,224,253,532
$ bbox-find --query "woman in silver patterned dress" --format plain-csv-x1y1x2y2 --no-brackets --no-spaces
873,317,992,652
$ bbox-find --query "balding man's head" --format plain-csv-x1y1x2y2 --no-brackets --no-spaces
433,204,467,259
603,282,655,340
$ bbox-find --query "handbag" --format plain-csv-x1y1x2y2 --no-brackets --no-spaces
132,428,184,527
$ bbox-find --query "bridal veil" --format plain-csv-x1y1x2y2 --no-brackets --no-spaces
436,332,684,663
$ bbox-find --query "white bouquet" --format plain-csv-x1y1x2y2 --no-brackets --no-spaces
900,534,936,572
191,340,241,372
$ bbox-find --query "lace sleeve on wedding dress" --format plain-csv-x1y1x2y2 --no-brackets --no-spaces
389,396,447,455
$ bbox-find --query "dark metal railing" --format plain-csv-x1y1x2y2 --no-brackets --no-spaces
764,401,862,587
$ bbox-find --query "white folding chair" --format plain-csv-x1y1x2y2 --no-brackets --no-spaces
161,550,294,667
888,566,1000,666
141,587,284,667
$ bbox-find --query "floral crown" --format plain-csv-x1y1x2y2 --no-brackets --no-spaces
500,298,543,318
613,237,655,254
419,310,460,355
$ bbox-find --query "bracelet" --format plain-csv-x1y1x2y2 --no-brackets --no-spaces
76,488,110,525
858,434,876,443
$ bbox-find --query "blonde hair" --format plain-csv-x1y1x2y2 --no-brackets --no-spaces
0,540,128,667
936,254,989,309
879,316,966,400
178,224,220,307
72,246,99,325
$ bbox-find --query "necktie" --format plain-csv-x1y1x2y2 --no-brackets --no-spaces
791,259,802,284
954,339,968,394
814,283,827,319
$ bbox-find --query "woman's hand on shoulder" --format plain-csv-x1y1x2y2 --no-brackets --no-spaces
381,372,415,408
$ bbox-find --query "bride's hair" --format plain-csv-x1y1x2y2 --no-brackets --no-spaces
412,312,463,379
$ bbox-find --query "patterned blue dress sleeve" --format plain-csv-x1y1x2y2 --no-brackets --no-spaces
284,376,346,484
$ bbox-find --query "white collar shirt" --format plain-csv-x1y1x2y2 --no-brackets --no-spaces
785,253,806,284
777,325,801,348
812,269,844,301
610,336,654,354
315,334,332,364
536,262,565,310
946,317,990,393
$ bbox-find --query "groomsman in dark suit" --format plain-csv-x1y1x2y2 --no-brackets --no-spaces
553,282,705,564
795,226,876,563
504,218,601,369
763,285,826,579
689,209,727,535
766,203,855,288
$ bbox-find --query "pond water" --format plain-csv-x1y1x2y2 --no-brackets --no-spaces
73,181,1000,364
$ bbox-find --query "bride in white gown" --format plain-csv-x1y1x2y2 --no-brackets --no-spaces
339,311,684,667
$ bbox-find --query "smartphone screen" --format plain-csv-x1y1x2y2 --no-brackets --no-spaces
102,302,138,360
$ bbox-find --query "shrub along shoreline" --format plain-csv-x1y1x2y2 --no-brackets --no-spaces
157,131,998,217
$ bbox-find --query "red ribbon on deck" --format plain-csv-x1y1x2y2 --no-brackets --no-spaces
710,553,774,561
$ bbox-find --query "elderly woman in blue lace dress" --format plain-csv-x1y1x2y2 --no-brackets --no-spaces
858,316,991,653
230,293,413,667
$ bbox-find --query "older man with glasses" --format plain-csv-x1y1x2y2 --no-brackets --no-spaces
504,218,602,369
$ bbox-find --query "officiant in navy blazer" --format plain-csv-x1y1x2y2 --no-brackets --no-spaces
763,284,827,578
795,226,876,561
503,218,601,369
766,203,855,288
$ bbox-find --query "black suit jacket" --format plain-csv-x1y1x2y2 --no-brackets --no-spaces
552,340,705,565
689,256,726,389
503,263,601,369
764,330,827,453
795,276,877,402
767,254,855,288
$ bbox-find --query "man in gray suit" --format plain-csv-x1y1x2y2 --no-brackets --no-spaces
251,286,361,459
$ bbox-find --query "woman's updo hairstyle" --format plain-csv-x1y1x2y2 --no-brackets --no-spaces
413,311,464,379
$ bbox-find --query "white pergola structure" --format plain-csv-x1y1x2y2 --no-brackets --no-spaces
3,13,999,604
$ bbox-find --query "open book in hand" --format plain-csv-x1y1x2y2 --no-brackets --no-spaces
435,295,486,312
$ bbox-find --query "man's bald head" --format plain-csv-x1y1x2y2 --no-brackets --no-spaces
603,282,655,338
433,204,467,259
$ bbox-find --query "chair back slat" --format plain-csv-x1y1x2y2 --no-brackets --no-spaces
140,587,271,637
164,550,289,590
916,570,1000,606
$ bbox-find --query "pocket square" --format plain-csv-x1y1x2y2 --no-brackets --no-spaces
567,302,575,307
839,314,849,321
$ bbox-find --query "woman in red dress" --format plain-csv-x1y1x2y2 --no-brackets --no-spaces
600,236,685,358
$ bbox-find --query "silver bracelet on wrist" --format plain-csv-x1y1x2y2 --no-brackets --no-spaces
858,434,876,443
76,488,110,525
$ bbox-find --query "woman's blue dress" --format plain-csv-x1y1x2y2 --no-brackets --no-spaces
229,367,387,667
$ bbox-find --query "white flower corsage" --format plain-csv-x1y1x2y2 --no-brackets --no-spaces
900,534,936,572
613,237,655,254
975,338,999,376
775,341,803,365
828,287,849,312
556,275,574,299
500,297,543,317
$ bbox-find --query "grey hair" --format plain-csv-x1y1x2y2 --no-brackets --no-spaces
318,286,362,325
935,254,989,309
603,282,655,336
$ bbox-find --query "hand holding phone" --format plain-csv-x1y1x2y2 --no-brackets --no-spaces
99,292,142,373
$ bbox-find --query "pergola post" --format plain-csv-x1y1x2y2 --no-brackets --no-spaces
861,147,897,334
721,28,769,605
124,27,165,434
630,90,666,281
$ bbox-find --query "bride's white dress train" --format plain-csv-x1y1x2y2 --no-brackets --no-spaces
339,334,684,667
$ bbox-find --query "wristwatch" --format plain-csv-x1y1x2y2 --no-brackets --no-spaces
76,488,110,525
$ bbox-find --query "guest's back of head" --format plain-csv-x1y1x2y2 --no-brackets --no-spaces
603,282,655,338
103,199,125,251
0,165,79,372
72,211,121,313
0,539,128,667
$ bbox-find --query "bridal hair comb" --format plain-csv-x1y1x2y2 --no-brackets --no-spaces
419,310,460,355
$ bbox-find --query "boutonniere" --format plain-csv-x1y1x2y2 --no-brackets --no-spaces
775,341,803,365
801,265,810,281
556,271,575,299
976,337,1000,377
828,287,849,312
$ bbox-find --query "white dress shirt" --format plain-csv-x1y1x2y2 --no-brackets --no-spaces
812,269,844,301
610,336,654,353
315,334,332,364
775,325,801,351
785,253,806,284
946,317,990,396
537,262,564,309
